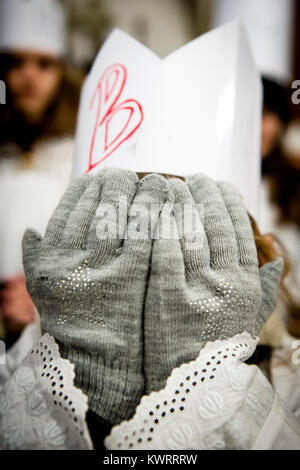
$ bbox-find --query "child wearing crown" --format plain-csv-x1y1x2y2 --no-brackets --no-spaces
1,20,300,451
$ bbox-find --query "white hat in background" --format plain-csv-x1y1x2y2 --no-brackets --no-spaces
0,0,66,57
73,21,262,217
211,0,294,84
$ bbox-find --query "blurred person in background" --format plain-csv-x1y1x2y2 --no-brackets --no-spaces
260,77,300,317
0,0,83,346
261,78,290,161
278,119,300,333
210,0,300,416
256,77,300,415
282,119,300,172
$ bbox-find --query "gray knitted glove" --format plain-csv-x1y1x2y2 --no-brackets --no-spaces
144,174,283,393
22,168,168,425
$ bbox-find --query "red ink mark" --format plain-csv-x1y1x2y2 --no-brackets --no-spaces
88,63,143,172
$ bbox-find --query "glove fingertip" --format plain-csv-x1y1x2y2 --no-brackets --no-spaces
255,257,284,335
22,228,42,251
255,310,272,336
260,256,284,284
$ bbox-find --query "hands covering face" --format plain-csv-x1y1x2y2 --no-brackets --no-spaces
22,168,283,422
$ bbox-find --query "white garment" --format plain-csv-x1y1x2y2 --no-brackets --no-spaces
0,332,92,450
1,330,300,450
271,333,300,421
0,138,73,280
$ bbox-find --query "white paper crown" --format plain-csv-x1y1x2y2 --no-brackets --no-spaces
73,20,262,216
0,0,66,57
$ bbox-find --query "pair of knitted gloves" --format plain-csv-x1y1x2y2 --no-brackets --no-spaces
22,168,283,427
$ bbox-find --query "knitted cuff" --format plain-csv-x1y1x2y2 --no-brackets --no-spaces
56,341,144,425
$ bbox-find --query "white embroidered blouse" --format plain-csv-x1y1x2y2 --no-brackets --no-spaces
1,323,300,450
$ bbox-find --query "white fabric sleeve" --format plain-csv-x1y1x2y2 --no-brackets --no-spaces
0,333,93,450
252,393,300,450
105,332,300,450
1,331,300,450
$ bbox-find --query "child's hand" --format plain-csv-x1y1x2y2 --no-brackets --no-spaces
144,174,283,393
23,168,168,424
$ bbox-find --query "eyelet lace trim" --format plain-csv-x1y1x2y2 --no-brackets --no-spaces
0,333,93,450
105,332,274,450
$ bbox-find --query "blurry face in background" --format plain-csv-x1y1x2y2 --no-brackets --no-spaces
261,109,283,158
282,123,300,170
5,51,63,123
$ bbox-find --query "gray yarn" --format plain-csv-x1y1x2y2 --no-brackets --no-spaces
144,174,283,393
22,167,168,425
